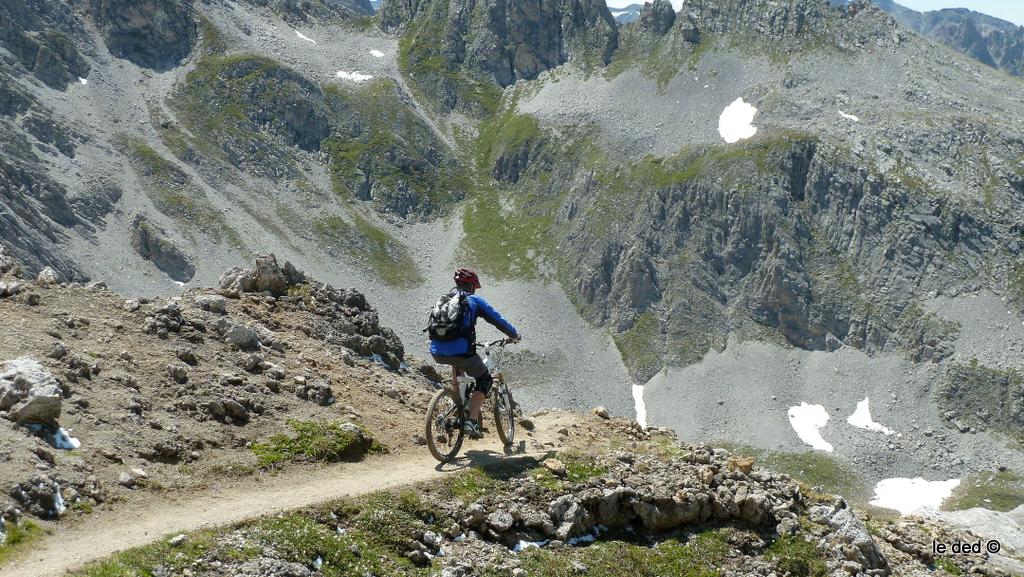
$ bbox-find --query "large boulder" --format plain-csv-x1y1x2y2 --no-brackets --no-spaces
89,0,197,70
0,358,63,425
220,253,304,295
253,254,289,296
809,505,889,573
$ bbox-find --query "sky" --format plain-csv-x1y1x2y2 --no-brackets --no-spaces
602,0,1024,26
897,1,1024,25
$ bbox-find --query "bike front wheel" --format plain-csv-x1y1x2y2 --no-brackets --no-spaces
426,388,465,462
492,381,515,447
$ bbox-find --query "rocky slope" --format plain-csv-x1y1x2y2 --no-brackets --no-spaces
54,418,1020,577
460,0,1024,384
380,0,618,113
3,0,1024,539
839,0,1024,78
0,254,441,546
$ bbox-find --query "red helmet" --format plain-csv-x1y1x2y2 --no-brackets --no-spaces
454,268,481,289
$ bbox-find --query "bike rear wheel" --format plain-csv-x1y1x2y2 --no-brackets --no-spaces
426,388,465,462
492,380,515,447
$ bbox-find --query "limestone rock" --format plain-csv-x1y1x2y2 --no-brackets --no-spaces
0,358,63,425
89,0,197,70
639,0,676,36
130,215,195,283
195,294,227,314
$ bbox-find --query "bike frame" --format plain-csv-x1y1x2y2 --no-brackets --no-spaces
449,338,510,407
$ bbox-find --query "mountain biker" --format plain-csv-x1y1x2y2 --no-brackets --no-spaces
428,268,520,439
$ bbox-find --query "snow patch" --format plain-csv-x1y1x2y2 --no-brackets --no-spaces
370,49,385,58
513,539,549,552
294,30,316,44
838,110,860,122
78,77,88,85
568,534,596,546
787,402,833,452
336,70,373,83
846,397,895,435
870,478,961,515
53,483,66,516
53,428,81,450
718,97,758,143
632,384,647,429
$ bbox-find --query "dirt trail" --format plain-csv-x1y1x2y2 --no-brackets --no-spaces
2,419,570,577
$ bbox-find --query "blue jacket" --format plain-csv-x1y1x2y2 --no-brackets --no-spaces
429,293,519,356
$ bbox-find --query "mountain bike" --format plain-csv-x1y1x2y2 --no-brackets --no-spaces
425,338,518,463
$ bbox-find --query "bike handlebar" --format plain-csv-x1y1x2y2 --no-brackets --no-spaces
476,337,519,349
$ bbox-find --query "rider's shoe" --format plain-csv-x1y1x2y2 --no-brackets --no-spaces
463,418,484,439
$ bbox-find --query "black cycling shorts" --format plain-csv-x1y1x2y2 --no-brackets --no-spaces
431,353,493,395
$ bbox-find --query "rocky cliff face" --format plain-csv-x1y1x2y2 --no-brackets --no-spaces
382,0,617,111
0,0,89,90
474,1,1024,380
239,0,375,23
869,0,1024,78
89,0,197,70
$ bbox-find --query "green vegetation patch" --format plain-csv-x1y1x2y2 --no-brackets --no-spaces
396,9,502,115
250,419,383,469
718,444,869,505
312,213,422,287
1008,262,1024,310
939,359,1024,441
444,468,503,504
613,313,664,382
517,531,730,577
944,469,1024,512
199,16,227,55
74,493,440,577
0,520,43,565
460,185,556,280
606,34,715,90
934,556,963,575
322,79,471,214
474,109,542,171
72,529,236,577
546,452,611,484
116,135,244,249
766,535,828,577
170,54,314,177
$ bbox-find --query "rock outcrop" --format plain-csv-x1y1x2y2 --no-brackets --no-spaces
638,0,676,37
89,0,197,70
220,254,405,368
130,215,196,283
0,357,64,425
0,0,90,90
239,0,374,23
381,0,618,109
872,0,1024,77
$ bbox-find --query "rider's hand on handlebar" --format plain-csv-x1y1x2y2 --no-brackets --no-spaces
509,333,522,344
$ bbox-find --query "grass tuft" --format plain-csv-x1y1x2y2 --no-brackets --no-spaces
944,469,1024,512
766,535,828,577
250,420,383,469
0,520,43,565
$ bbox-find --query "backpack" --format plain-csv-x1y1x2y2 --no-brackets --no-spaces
425,289,470,341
